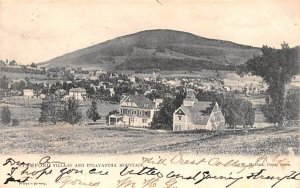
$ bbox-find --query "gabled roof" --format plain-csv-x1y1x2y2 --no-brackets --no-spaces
178,101,213,125
122,94,155,109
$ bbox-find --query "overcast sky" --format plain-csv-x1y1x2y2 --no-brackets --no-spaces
0,0,299,65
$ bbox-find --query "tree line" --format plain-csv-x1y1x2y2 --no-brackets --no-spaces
39,95,81,124
117,57,238,71
39,95,103,124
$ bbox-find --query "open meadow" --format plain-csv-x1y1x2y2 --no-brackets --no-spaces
0,97,119,126
0,124,298,155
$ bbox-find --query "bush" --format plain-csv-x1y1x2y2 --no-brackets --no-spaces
87,100,100,122
12,119,20,126
1,106,11,125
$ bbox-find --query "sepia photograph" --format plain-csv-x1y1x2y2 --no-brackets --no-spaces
0,0,299,187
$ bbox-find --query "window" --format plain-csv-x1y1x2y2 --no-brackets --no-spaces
132,110,136,115
142,119,147,123
139,111,142,116
178,116,182,120
120,109,123,114
175,109,185,115
175,124,181,131
130,118,135,123
144,111,150,117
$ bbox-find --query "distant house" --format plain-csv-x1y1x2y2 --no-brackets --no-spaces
89,76,98,81
69,87,86,101
109,94,157,127
173,89,225,131
95,70,106,76
107,86,115,96
129,76,136,83
166,79,181,87
98,82,107,90
223,86,231,91
23,89,34,98
39,94,46,99
153,98,163,109
143,89,157,96
144,77,151,81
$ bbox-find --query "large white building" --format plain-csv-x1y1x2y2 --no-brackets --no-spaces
23,89,34,98
109,94,157,127
173,89,225,131
69,87,87,101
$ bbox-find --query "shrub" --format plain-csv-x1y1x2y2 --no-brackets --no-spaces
12,119,20,126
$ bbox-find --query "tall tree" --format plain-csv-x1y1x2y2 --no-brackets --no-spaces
151,97,176,130
87,100,100,122
221,96,255,129
0,75,9,89
239,100,255,129
238,43,299,125
1,106,11,125
39,95,64,124
151,91,186,130
64,97,81,125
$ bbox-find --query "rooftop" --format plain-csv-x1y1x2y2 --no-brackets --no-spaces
122,94,155,109
180,101,212,125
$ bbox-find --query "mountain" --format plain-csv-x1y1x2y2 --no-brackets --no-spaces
43,29,261,71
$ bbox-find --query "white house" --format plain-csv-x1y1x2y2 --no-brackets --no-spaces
166,79,181,87
95,69,106,76
173,89,225,131
69,87,86,101
129,76,136,83
109,94,157,127
23,89,34,98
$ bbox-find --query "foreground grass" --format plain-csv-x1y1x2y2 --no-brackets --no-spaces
0,125,298,155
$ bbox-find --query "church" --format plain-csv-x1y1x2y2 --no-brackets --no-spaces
173,89,226,131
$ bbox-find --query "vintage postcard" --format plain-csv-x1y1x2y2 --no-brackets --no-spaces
0,0,299,187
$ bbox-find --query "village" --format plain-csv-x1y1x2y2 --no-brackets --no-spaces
0,58,276,131
0,60,299,155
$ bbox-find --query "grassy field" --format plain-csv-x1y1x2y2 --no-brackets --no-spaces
0,104,41,126
0,97,119,126
0,72,48,81
0,125,298,155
